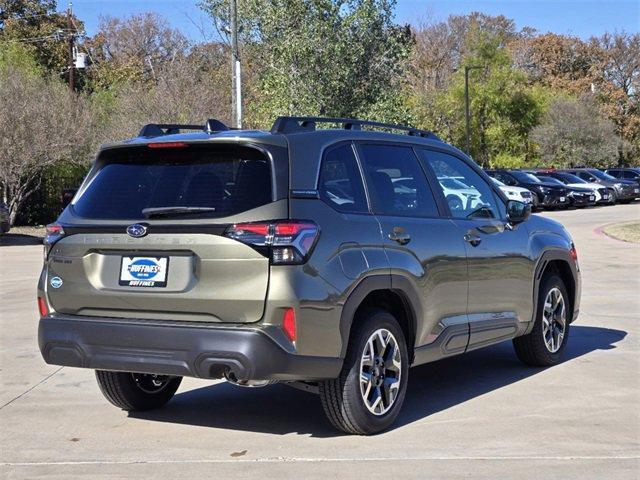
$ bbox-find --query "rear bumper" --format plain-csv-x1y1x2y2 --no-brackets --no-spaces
38,315,342,381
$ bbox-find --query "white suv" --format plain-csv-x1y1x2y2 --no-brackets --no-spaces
491,177,534,205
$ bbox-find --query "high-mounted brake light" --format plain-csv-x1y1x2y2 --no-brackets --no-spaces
225,220,320,265
147,142,188,149
282,308,296,342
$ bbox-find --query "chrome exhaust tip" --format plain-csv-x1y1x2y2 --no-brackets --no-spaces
224,371,276,388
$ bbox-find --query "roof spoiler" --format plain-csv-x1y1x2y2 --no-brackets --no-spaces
138,118,230,138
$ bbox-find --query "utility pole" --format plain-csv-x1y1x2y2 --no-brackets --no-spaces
230,0,242,128
67,1,75,91
464,65,484,156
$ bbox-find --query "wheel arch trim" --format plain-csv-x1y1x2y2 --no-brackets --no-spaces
527,249,579,334
338,274,422,359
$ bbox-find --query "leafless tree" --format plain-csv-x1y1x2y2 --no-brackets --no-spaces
532,97,620,168
86,12,190,87
101,45,232,142
0,69,94,224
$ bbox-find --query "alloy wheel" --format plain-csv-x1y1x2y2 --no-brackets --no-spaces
359,328,402,416
542,287,567,353
131,373,172,394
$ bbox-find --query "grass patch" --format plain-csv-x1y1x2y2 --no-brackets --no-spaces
603,222,640,243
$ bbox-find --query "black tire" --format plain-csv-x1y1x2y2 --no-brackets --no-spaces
513,274,571,367
95,371,182,411
319,309,409,435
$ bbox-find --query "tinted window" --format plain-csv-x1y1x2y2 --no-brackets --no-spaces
419,150,501,219
575,171,596,182
538,176,564,186
357,144,438,217
494,172,516,186
589,169,617,181
73,145,272,219
512,171,542,183
318,144,368,213
556,172,585,184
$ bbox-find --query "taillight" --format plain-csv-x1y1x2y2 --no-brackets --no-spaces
43,223,65,259
282,307,296,342
37,297,48,317
569,244,578,262
225,220,319,265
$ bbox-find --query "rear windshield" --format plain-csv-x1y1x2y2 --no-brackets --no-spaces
557,173,585,184
73,144,272,220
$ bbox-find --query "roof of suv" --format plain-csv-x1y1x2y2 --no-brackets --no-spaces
102,116,445,151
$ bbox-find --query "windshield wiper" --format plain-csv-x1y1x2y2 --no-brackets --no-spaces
142,206,217,218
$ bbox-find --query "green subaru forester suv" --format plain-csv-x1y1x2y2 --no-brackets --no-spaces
38,117,580,434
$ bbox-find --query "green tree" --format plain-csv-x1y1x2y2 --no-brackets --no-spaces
0,0,84,83
200,0,412,126
415,27,547,167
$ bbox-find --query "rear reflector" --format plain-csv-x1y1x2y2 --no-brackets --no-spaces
37,297,48,317
282,308,296,342
569,244,578,262
147,142,188,149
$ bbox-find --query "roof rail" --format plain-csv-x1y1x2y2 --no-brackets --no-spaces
138,118,229,138
270,116,440,140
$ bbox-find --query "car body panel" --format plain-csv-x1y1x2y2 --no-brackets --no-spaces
38,123,581,382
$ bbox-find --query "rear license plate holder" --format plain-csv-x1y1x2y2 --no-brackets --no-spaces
119,256,169,287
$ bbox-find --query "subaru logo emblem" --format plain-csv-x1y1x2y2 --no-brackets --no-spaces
126,224,148,238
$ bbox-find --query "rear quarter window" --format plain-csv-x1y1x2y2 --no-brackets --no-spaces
73,144,273,220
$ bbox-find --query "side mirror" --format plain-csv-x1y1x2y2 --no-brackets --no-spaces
506,200,531,224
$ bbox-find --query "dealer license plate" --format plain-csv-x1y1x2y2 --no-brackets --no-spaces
119,256,169,287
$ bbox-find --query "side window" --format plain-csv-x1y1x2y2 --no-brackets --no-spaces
318,144,368,213
418,149,501,219
500,173,517,186
357,143,439,217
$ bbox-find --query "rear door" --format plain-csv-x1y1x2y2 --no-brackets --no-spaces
417,149,535,351
46,142,284,323
355,142,469,355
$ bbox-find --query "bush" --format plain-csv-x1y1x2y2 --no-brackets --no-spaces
15,162,89,226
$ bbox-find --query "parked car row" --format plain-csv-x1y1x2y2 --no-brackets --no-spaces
0,202,10,234
482,167,640,210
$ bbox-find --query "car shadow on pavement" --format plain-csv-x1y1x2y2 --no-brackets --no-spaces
130,325,626,437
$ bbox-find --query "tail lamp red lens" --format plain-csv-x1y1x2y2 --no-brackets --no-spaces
569,244,578,262
147,142,188,149
225,220,319,265
282,308,296,342
37,297,48,317
44,223,65,259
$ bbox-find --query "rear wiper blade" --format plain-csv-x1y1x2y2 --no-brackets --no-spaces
142,206,217,218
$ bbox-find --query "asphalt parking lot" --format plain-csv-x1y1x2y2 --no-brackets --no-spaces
1,204,639,479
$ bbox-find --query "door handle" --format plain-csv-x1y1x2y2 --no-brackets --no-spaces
463,233,482,247
389,227,411,245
